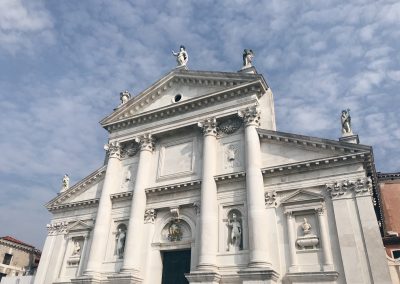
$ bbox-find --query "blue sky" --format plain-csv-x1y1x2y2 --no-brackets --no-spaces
0,0,399,249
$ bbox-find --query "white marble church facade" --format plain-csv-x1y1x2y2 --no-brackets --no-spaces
35,52,391,284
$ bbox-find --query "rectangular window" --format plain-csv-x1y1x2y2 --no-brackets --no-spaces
2,253,12,265
392,250,400,259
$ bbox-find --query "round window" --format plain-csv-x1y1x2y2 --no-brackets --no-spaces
174,94,182,102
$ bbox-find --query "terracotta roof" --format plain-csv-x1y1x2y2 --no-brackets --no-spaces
0,236,35,248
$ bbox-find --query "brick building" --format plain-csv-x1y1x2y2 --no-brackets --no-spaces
0,236,41,280
377,172,400,258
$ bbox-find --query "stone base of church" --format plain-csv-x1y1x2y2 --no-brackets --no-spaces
185,270,221,284
70,275,103,284
107,273,143,284
285,271,339,283
238,268,279,284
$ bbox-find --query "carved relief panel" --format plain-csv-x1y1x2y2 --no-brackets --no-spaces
157,137,198,180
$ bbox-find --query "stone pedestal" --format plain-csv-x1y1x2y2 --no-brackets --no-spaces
185,271,221,284
339,133,359,144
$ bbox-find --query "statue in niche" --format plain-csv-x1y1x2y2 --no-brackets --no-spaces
116,226,126,259
120,90,131,105
72,241,81,256
227,212,242,251
242,49,254,68
341,109,352,134
301,218,312,235
61,174,69,191
172,45,188,67
168,221,182,242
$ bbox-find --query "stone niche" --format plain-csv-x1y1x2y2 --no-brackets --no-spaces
157,137,197,180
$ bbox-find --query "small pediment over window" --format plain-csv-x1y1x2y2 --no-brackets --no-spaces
281,190,324,205
66,220,93,233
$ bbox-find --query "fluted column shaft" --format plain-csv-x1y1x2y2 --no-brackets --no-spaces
121,134,154,274
197,118,218,270
239,107,271,268
85,142,121,276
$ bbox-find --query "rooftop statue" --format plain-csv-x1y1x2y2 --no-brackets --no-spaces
242,49,254,69
341,109,352,135
120,90,131,105
61,174,69,192
172,45,188,67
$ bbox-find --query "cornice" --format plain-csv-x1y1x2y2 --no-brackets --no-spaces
0,239,40,254
46,165,106,210
145,180,201,195
48,198,99,212
101,68,267,126
257,129,371,153
103,80,266,133
261,152,370,176
377,172,400,181
214,172,246,182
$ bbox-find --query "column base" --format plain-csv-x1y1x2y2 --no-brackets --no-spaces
107,273,143,284
238,267,279,284
285,271,339,282
248,261,272,269
186,270,221,284
70,275,103,284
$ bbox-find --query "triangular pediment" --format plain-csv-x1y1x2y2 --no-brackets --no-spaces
46,166,106,211
66,220,93,232
259,129,371,169
281,189,324,205
101,69,266,127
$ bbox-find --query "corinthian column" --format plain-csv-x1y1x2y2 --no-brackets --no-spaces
197,118,219,271
120,134,154,277
239,107,271,268
84,142,121,277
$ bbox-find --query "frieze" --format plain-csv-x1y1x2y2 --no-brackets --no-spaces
144,209,157,224
120,141,140,158
46,221,69,236
218,117,242,135
325,177,372,199
265,190,277,208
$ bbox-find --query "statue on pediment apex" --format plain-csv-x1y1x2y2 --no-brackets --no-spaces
242,49,254,69
172,45,188,67
120,90,131,105
341,109,352,135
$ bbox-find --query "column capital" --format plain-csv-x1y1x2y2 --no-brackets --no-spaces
104,141,121,159
238,106,260,127
144,209,157,224
198,117,217,137
135,134,154,152
316,206,325,216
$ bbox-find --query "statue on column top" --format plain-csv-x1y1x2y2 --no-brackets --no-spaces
172,45,188,67
242,49,254,69
341,109,352,135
